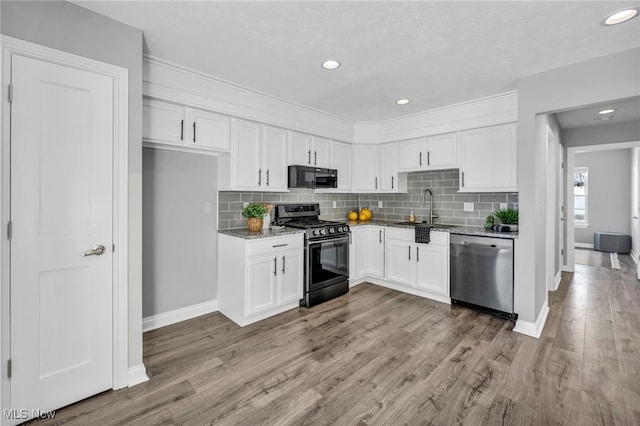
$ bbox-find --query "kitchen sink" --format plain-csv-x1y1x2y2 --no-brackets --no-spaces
394,222,458,228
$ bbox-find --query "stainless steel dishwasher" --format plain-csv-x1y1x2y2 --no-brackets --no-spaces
450,234,516,319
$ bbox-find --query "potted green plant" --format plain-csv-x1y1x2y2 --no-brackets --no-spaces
242,203,268,232
494,208,518,231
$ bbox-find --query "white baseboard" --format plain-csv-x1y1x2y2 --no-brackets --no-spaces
128,364,149,387
143,299,218,332
575,243,594,249
513,297,549,339
630,250,638,264
553,271,562,291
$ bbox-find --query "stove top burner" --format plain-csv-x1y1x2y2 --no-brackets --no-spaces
284,219,343,229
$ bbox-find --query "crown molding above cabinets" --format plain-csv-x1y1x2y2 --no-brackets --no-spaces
353,91,518,145
143,56,354,143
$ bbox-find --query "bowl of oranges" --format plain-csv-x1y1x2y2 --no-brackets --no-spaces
348,208,372,222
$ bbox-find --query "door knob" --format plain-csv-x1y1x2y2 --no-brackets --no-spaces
82,245,105,257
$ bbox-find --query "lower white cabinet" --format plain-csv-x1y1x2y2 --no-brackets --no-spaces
350,226,385,279
218,233,303,326
385,228,450,297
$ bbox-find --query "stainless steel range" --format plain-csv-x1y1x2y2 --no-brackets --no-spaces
274,203,350,307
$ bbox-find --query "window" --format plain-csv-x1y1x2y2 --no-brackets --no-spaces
574,167,588,226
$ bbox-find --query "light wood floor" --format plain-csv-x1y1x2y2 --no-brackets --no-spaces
28,256,640,425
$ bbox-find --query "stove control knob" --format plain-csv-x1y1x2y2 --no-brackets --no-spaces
320,229,326,235
338,226,344,232
329,227,335,233
313,230,319,236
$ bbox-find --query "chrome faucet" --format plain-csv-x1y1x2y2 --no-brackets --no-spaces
421,188,436,225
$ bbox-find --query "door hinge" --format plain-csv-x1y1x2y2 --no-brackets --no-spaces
7,359,11,378
112,244,115,253
8,84,13,102
7,221,12,240
561,249,564,255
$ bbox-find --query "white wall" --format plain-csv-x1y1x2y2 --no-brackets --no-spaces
574,149,632,245
0,0,145,382
142,149,218,317
516,47,640,328
564,120,640,148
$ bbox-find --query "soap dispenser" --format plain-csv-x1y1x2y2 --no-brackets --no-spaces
409,210,415,223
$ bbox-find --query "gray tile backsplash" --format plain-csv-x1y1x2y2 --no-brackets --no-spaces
218,169,518,229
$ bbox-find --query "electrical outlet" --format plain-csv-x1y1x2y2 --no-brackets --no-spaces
378,201,384,208
204,201,212,214
243,202,249,208
500,202,507,210
333,200,337,208
463,202,474,212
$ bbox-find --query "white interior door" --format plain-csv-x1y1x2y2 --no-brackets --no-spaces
559,145,566,272
10,54,114,416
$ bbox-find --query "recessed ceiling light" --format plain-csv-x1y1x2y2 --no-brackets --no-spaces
321,60,341,70
602,8,639,25
396,99,411,105
598,108,616,114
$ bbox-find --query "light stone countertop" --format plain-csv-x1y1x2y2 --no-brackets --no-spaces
347,220,518,239
218,227,305,240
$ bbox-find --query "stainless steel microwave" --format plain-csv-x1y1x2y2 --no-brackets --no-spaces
288,165,338,189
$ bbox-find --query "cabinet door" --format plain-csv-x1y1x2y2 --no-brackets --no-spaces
350,228,367,278
379,143,398,192
262,125,288,191
232,119,263,189
426,132,458,170
187,108,230,151
277,250,303,306
385,238,414,287
397,138,426,171
352,145,379,192
311,136,331,168
415,244,449,296
460,123,517,192
331,141,352,191
365,227,385,277
143,98,186,145
246,254,278,316
289,131,312,165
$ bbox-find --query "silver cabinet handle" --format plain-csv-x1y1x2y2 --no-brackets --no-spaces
379,230,382,243
282,255,286,274
82,245,105,257
419,152,422,166
273,256,277,276
192,122,196,142
308,149,311,164
272,243,288,248
391,176,394,189
314,151,317,165
180,120,184,141
408,246,411,261
634,217,639,219
266,169,270,186
417,246,420,262
375,177,378,190
461,171,465,187
258,169,262,186
427,151,430,166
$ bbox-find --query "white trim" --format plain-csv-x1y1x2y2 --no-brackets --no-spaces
575,223,590,229
513,296,549,338
575,242,594,249
349,276,451,305
0,36,131,411
127,364,149,387
143,299,219,332
553,271,562,292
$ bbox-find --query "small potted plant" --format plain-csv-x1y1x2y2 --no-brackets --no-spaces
494,207,518,231
242,203,268,232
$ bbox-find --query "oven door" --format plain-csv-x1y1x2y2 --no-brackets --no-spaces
306,235,349,292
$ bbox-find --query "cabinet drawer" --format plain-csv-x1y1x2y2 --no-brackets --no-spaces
386,228,448,246
428,231,449,246
247,234,303,257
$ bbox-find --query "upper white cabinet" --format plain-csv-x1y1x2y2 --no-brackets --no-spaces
228,120,288,191
331,141,352,191
379,143,407,193
288,131,331,168
459,123,517,192
397,132,458,172
143,98,230,153
352,145,380,192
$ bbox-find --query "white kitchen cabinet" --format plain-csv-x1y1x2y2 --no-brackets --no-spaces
228,120,288,191
459,123,517,192
331,141,352,191
379,143,407,193
349,226,384,280
143,98,230,153
288,132,331,168
218,233,304,326
352,145,380,192
385,228,449,297
397,132,458,172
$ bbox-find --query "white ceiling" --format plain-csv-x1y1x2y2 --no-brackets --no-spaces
74,1,640,123
555,96,640,129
